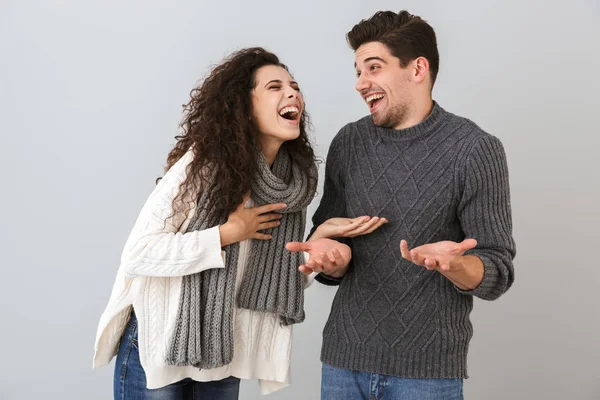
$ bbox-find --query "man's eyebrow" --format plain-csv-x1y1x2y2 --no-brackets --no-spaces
354,57,387,68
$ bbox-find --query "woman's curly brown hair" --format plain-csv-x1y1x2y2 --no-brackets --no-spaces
164,47,317,224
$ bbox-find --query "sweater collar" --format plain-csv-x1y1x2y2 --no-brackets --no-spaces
370,101,448,142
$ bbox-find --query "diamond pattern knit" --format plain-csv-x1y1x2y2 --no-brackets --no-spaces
310,103,516,378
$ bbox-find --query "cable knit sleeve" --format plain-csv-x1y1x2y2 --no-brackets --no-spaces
308,128,351,286
456,135,516,300
121,150,225,278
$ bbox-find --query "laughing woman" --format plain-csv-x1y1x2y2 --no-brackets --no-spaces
93,47,330,399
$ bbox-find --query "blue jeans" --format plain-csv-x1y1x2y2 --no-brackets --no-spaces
321,363,463,400
114,312,241,400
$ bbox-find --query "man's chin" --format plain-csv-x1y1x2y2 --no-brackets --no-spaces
371,114,390,128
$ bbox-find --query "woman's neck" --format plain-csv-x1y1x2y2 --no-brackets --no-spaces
259,138,282,167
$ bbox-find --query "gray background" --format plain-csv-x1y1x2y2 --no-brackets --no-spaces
1,0,599,399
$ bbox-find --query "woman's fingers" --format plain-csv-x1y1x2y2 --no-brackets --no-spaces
345,217,384,237
258,213,283,223
339,217,370,234
362,218,388,234
252,233,273,240
258,220,281,230
254,203,287,214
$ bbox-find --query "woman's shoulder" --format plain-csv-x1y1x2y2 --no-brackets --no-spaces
156,147,196,187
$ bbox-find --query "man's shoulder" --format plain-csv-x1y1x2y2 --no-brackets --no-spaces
445,110,502,147
331,115,372,144
442,109,507,167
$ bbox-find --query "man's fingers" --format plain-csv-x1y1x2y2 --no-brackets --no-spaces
318,252,342,274
299,265,313,275
332,249,345,265
459,238,478,252
286,241,311,252
400,240,411,260
423,258,437,270
410,250,425,265
327,251,337,263
316,253,326,267
306,258,323,273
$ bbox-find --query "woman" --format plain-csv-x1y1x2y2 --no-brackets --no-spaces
93,47,340,399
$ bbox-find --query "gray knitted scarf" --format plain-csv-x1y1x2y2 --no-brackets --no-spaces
165,148,317,369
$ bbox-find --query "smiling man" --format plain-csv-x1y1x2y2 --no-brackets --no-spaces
289,10,517,400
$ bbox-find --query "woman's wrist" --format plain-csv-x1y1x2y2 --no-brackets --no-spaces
218,223,234,247
309,226,328,241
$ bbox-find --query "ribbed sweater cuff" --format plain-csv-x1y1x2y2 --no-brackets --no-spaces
456,253,502,300
315,273,343,286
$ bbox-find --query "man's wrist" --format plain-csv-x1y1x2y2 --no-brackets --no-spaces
326,265,349,279
449,255,468,272
445,255,484,290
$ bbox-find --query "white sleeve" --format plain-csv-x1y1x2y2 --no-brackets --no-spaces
301,251,318,288
121,150,225,278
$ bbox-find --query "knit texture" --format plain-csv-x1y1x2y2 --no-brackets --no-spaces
166,149,317,368
310,103,516,378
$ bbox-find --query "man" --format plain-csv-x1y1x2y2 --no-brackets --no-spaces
287,10,516,400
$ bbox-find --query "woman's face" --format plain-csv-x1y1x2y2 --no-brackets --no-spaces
251,65,304,146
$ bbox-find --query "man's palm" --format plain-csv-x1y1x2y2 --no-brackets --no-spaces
400,239,477,271
286,238,352,277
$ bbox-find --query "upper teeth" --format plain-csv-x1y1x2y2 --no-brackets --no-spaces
279,106,299,116
366,93,385,103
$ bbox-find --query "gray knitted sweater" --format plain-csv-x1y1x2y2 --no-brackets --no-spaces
310,103,516,379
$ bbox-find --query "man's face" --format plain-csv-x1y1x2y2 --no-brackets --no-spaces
354,41,414,129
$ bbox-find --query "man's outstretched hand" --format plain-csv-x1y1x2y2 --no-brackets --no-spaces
400,239,477,272
286,238,352,278
400,238,484,290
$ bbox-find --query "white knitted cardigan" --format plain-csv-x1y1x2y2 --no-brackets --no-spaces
93,149,314,395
